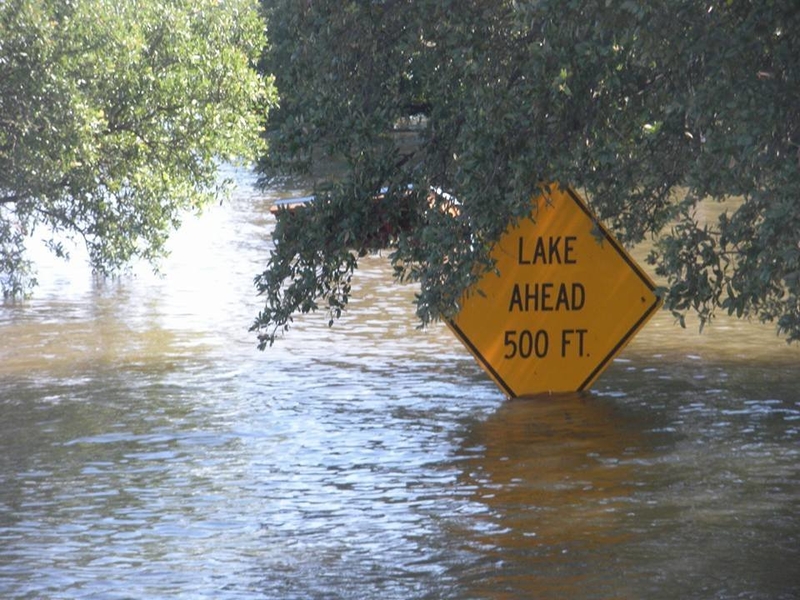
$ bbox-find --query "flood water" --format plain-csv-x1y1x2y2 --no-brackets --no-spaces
1,167,798,599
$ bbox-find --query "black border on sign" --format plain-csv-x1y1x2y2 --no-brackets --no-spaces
447,318,517,398
447,185,662,398
563,187,661,391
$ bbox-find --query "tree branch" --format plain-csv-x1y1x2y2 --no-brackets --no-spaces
0,194,24,205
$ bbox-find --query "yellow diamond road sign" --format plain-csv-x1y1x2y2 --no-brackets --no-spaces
448,184,662,398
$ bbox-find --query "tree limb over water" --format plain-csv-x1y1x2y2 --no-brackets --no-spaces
253,0,800,347
0,0,276,297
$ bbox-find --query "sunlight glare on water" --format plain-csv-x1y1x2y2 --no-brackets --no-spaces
0,167,798,599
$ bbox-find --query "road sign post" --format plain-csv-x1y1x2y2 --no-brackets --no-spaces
448,184,662,398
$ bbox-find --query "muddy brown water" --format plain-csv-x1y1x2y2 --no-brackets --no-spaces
1,167,798,599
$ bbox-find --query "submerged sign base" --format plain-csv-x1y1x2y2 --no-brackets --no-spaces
448,185,661,398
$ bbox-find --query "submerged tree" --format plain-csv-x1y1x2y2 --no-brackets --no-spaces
253,0,800,347
0,0,275,295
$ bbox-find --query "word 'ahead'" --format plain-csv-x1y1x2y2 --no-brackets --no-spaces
447,185,661,398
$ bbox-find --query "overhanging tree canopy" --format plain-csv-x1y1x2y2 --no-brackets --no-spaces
0,0,275,295
254,0,799,347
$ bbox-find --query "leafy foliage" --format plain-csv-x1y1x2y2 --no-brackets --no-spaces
0,0,275,295
254,0,800,346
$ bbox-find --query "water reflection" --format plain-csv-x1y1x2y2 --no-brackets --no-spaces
449,394,661,599
0,167,798,599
